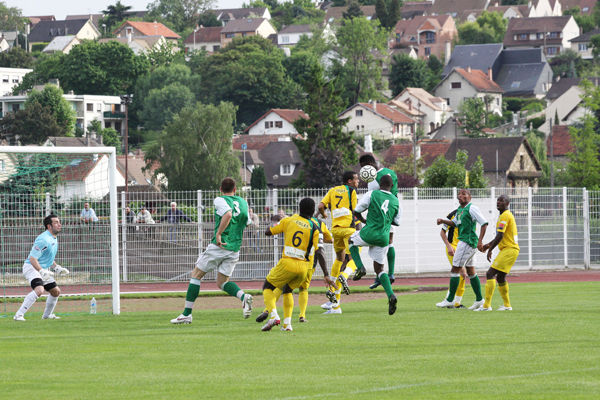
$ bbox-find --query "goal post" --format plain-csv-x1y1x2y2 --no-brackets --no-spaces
0,145,120,315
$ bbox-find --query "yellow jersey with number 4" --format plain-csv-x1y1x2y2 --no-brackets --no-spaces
321,185,357,228
497,209,519,251
270,214,319,262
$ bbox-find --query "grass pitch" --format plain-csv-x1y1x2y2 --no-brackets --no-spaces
1,282,599,399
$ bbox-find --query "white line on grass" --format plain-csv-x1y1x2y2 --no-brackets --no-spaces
277,367,600,400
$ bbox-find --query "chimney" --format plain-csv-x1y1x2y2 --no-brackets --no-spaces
373,100,377,113
487,67,493,80
467,65,471,73
445,41,451,65
364,134,373,153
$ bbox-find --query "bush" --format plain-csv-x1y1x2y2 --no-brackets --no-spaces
527,116,546,130
31,43,48,52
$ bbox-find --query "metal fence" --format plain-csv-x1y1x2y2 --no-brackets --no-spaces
1,187,598,290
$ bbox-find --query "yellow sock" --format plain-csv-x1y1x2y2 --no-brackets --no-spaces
331,259,342,278
283,293,294,320
298,289,308,318
263,288,276,314
456,275,466,297
498,282,511,308
340,259,357,279
484,279,496,308
262,287,283,313
335,287,341,303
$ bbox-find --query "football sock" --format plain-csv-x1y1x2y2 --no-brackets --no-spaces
335,287,342,304
456,275,466,297
498,282,511,307
340,259,357,279
182,278,201,316
17,291,39,316
263,288,277,315
387,246,396,276
262,287,282,313
469,274,483,301
349,246,364,269
378,272,394,298
222,281,244,300
298,289,308,318
484,278,497,308
283,293,294,321
446,273,460,302
42,295,59,318
331,259,342,278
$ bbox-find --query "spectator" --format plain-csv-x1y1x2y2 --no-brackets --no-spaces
80,202,98,223
136,205,155,224
248,207,260,252
125,206,136,224
161,202,191,243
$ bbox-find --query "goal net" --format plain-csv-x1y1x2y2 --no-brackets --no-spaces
0,146,120,316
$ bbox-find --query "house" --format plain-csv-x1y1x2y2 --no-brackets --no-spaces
0,151,17,184
184,26,222,53
527,0,562,17
0,67,33,96
245,109,308,135
0,31,18,50
56,154,126,201
561,0,596,15
66,14,103,32
434,67,503,115
444,137,542,187
0,36,9,51
278,24,312,48
113,21,181,45
220,18,277,47
237,140,303,188
213,7,271,26
546,124,573,166
443,44,552,97
116,150,163,190
389,87,452,134
570,28,600,60
325,6,377,24
339,101,416,140
485,3,528,19
503,16,580,58
382,140,451,169
401,1,433,19
99,35,168,55
42,35,80,54
392,15,458,59
44,136,104,147
427,0,490,21
27,18,100,52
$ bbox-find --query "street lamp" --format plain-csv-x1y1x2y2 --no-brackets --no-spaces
102,23,107,36
120,94,133,200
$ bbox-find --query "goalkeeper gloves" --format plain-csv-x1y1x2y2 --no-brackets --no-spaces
39,269,54,281
53,265,70,276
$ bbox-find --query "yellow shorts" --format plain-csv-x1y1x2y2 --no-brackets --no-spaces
300,267,314,290
491,247,519,274
445,245,457,266
331,226,356,253
266,258,309,290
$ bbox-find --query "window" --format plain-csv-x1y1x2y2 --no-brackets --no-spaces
264,121,273,129
226,33,235,38
105,121,111,129
11,104,19,112
356,125,360,130
511,81,520,88
517,33,528,40
355,109,363,117
86,103,94,111
451,82,461,89
424,47,431,56
115,121,121,131
579,43,588,51
2,75,8,83
11,76,19,83
280,164,293,176
242,32,248,37
213,45,220,51
125,27,133,36
275,121,283,128
445,98,450,105
583,7,589,12
281,35,289,43
548,32,560,39
546,47,558,55
0,159,4,171
496,97,500,106
97,103,102,112
425,32,435,44
519,154,525,170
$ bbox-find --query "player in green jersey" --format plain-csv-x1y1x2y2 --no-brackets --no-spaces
349,175,401,315
171,178,253,324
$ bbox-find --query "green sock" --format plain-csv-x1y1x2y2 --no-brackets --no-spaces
446,275,460,302
349,246,363,269
378,273,394,298
222,281,243,299
183,279,201,316
387,246,395,276
469,275,483,301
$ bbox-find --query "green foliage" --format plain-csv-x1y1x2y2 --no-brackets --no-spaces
250,165,267,190
147,0,214,33
0,102,62,144
376,0,403,29
265,0,325,29
26,85,76,135
549,49,586,78
527,115,546,130
591,34,600,61
343,0,364,19
333,17,388,105
283,49,321,88
0,2,27,31
11,53,64,94
504,97,545,113
390,151,425,180
389,53,435,95
145,101,241,190
0,47,33,68
87,120,122,153
141,82,196,131
467,156,487,188
293,65,357,188
457,11,507,45
31,43,48,52
143,40,184,69
526,131,551,186
197,11,221,27
423,150,486,187
101,1,132,34
458,97,487,137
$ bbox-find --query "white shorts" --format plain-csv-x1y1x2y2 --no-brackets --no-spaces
23,263,55,285
452,241,477,268
349,231,388,265
195,243,240,277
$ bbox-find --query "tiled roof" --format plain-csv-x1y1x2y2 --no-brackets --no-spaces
43,35,78,52
382,140,451,167
279,24,312,34
221,18,270,33
391,87,447,112
547,125,574,156
561,0,596,14
232,134,300,150
116,21,181,39
59,155,103,181
116,154,156,185
429,0,488,16
455,67,503,93
401,1,433,19
504,16,571,47
570,27,600,42
442,43,503,78
244,109,308,132
325,6,377,22
214,7,268,19
394,15,450,36
184,26,223,44
357,102,416,124
28,19,90,43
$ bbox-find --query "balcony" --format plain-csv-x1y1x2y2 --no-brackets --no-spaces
103,111,125,119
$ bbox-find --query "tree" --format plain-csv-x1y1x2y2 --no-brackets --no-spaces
591,34,600,62
389,53,430,95
101,1,132,34
250,166,267,189
0,2,27,31
87,120,122,152
140,82,196,130
11,53,64,94
293,65,357,187
147,0,215,33
26,85,76,135
333,16,388,105
0,47,34,68
144,40,184,69
197,11,221,27
458,11,507,45
145,102,241,190
283,49,321,88
458,97,487,137
376,0,403,29
467,156,487,188
0,102,62,144
549,49,585,78
423,150,487,188
343,0,364,19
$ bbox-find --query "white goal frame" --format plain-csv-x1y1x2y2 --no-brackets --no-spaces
0,145,121,314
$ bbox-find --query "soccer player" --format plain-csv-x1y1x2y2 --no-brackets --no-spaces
436,189,488,310
255,217,336,323
349,175,401,315
14,214,70,321
170,178,253,324
439,209,467,308
477,195,520,311
261,198,320,332
317,170,359,314
358,154,399,289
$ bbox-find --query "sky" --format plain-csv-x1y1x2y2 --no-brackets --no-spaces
5,0,245,20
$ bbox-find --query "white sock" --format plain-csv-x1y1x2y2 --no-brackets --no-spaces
283,317,291,325
270,310,280,320
43,295,59,318
17,291,39,316
343,267,353,276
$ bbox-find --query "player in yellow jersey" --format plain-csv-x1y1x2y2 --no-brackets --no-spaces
318,171,359,314
477,195,520,311
261,198,321,331
439,209,467,308
255,217,335,323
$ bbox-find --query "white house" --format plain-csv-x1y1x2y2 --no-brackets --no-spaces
0,67,33,96
434,67,503,115
503,16,580,58
527,0,561,17
245,109,308,135
184,26,222,53
42,35,81,54
570,28,599,60
389,87,452,134
339,102,416,140
278,24,312,48
56,154,126,201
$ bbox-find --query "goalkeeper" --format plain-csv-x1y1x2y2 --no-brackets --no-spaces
14,214,69,321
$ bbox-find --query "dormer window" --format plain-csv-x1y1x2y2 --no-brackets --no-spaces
280,164,294,176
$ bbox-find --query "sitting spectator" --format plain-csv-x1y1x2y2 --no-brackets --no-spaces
161,202,192,224
80,202,98,223
136,205,155,224
125,206,136,224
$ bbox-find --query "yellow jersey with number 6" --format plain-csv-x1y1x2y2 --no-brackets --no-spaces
270,214,319,262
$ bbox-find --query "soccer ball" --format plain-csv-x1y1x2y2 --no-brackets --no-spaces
359,165,377,183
